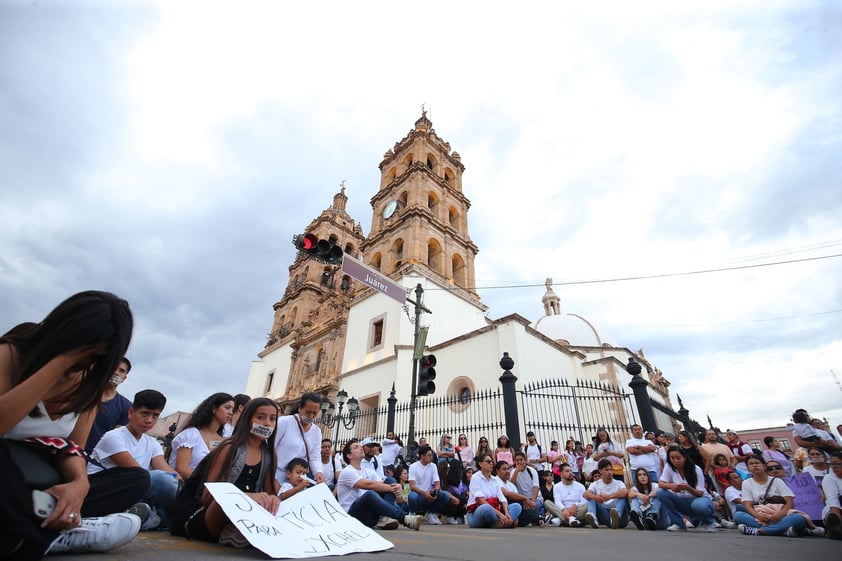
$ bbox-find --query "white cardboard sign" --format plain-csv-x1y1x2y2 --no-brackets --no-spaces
204,482,394,558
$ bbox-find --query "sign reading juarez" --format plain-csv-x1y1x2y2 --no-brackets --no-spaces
341,253,407,304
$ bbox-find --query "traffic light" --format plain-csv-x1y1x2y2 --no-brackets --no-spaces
417,354,437,396
292,233,344,265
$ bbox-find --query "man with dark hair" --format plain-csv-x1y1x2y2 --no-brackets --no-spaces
497,458,541,526
85,357,132,453
408,445,456,524
582,459,629,529
274,392,324,485
336,441,421,531
510,452,543,525
88,389,178,530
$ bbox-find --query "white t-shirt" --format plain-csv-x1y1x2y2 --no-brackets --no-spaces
625,437,658,471
361,455,384,480
273,415,323,483
321,454,343,487
821,472,842,518
408,460,440,491
553,480,587,508
88,426,163,474
3,401,78,439
741,477,794,504
380,438,401,466
336,465,369,512
525,443,543,471
586,478,627,509
467,471,507,508
511,465,539,498
659,464,709,499
168,427,213,470
724,485,742,505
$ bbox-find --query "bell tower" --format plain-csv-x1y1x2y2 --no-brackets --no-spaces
361,111,480,302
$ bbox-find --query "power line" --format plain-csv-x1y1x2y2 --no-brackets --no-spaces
613,308,842,328
472,252,842,291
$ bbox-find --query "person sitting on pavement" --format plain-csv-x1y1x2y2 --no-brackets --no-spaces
495,459,542,526
1,292,143,558
545,463,588,527
336,440,421,531
582,459,629,529
168,392,234,479
88,389,180,531
408,445,458,525
170,398,280,548
539,469,556,514
466,454,520,528
735,454,807,537
822,451,842,540
629,467,669,530
510,452,543,525
278,458,313,501
626,424,660,483
360,437,386,480
220,393,250,438
657,445,717,532
803,446,831,488
762,436,795,477
84,357,133,454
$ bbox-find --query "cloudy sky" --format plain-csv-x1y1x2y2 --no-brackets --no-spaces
2,0,840,433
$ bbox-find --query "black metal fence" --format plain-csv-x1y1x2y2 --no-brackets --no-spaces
519,378,639,450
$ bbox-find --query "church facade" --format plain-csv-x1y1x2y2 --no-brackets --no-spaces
244,113,676,443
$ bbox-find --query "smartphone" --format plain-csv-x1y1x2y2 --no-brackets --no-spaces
32,490,57,520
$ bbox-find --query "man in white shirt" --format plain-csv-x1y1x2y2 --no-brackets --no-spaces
380,431,403,467
360,437,385,480
408,446,456,525
582,459,629,529
273,393,324,485
336,441,421,531
523,431,546,473
626,424,660,482
544,463,588,527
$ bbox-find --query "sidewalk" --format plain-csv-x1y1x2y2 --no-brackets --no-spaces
50,523,839,561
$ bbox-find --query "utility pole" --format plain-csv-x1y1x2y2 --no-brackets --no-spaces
405,283,431,463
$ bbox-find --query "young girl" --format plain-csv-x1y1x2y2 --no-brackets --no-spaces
168,393,235,479
712,453,733,491
171,398,280,548
278,458,313,500
629,467,667,530
1,291,144,558
494,435,514,466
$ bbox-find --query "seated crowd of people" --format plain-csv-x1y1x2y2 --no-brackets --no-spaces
2,292,841,560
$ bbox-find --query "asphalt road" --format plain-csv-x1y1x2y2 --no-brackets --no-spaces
49,523,839,561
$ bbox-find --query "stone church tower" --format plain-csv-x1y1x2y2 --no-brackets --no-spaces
262,186,365,410
361,111,480,303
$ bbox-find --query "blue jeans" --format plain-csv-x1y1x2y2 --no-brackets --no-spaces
587,498,629,528
466,502,523,528
143,470,178,527
348,490,407,527
631,497,670,529
657,490,714,526
408,490,452,514
733,511,807,536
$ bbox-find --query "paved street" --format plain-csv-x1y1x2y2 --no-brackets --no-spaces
51,524,838,561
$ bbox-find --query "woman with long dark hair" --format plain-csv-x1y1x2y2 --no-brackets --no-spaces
677,430,705,472
734,454,807,536
761,436,794,477
657,445,716,532
592,428,624,481
1,291,144,558
494,435,514,466
170,398,280,547
168,393,235,479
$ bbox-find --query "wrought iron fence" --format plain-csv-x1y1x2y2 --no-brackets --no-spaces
519,378,638,448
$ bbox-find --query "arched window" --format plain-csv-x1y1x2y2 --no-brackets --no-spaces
448,206,459,228
371,253,382,271
399,191,408,208
444,168,454,185
427,239,443,274
426,153,437,171
344,243,355,256
452,254,466,286
427,191,438,215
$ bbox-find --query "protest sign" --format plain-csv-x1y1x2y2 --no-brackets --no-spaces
205,482,394,558
785,473,824,520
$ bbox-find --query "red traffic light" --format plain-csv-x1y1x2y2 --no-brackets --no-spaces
292,233,344,265
295,233,319,251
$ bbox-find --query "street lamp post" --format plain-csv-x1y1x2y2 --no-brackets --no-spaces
320,389,360,452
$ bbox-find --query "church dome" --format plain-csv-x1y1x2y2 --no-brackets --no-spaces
529,278,611,346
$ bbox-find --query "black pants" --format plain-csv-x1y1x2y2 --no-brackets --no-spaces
0,440,150,561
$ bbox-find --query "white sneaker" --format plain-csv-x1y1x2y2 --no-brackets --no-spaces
704,523,718,533
444,516,461,525
403,514,422,531
666,523,683,531
424,512,442,525
807,527,825,537
584,512,598,529
720,519,736,529
569,518,581,527
548,517,562,527
47,514,141,554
